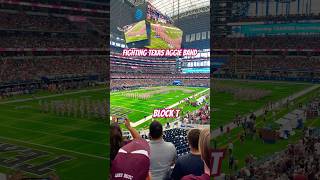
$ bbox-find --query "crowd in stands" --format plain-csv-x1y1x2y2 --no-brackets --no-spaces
21,0,108,10
0,56,107,82
89,18,107,33
110,117,211,180
111,78,209,90
110,64,175,74
0,35,105,48
111,73,209,79
182,103,210,125
213,36,320,49
0,12,79,32
110,57,210,89
0,10,106,48
0,6,106,97
222,56,320,71
231,13,320,23
217,55,320,80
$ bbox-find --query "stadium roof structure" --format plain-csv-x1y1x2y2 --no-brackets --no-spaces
149,0,209,19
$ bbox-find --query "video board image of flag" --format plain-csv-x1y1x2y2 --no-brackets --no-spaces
146,23,183,49
124,20,148,43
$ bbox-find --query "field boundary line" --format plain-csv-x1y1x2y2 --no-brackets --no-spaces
0,135,108,160
111,105,150,114
0,88,106,105
111,87,153,95
131,88,210,127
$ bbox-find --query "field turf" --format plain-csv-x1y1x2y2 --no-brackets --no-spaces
146,26,182,49
164,27,183,39
146,31,171,49
211,80,319,176
0,86,108,180
110,86,208,130
124,20,147,43
212,80,311,129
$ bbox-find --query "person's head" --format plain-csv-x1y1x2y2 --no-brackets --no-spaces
110,123,123,162
198,129,211,168
187,129,201,152
111,139,151,180
149,120,163,140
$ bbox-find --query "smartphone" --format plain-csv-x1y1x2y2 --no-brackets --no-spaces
117,117,126,124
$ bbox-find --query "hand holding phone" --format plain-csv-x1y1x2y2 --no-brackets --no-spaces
124,118,131,129
117,117,126,124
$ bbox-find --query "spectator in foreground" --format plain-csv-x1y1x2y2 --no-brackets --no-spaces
149,121,177,180
182,128,211,180
111,138,151,180
110,117,151,180
110,117,140,166
171,129,204,180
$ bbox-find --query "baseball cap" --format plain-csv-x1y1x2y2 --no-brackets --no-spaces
111,139,150,180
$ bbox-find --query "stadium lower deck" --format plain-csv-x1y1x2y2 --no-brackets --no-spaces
0,86,108,180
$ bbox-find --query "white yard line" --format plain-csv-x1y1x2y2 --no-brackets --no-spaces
0,135,108,160
111,88,147,95
0,88,106,105
111,105,150,114
131,88,210,127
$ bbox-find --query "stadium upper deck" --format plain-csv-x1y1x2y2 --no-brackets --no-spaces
0,0,108,95
212,0,320,82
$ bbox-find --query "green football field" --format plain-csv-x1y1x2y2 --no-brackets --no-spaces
146,31,171,49
146,24,182,49
211,80,320,176
124,20,148,43
212,80,312,129
164,27,183,39
110,86,209,130
0,86,108,180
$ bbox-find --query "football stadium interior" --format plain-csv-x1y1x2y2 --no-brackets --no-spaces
212,0,320,179
0,0,108,179
110,0,210,172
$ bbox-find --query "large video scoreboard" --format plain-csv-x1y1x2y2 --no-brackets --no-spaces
123,2,183,49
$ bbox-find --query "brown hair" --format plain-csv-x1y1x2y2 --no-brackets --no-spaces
187,129,201,150
198,129,211,169
110,123,123,163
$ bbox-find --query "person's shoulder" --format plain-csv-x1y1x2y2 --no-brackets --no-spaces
175,154,187,163
164,141,176,149
178,153,194,161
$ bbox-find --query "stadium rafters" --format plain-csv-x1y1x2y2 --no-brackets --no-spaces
149,0,209,19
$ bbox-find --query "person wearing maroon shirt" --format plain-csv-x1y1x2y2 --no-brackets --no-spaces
111,138,152,180
110,117,152,180
182,129,211,180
